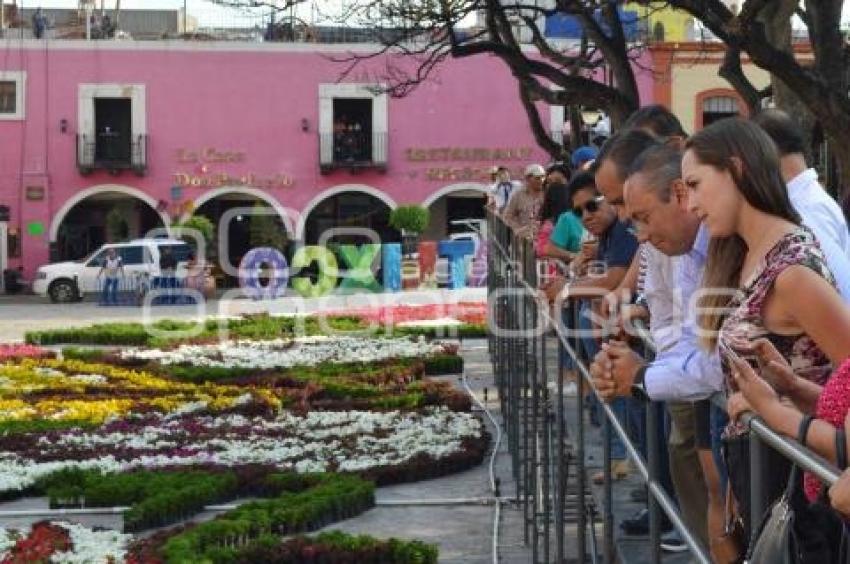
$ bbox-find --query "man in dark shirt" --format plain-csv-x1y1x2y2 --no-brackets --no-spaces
542,174,639,483
543,174,638,300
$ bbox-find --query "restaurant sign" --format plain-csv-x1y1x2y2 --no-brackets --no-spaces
406,146,533,182
173,147,294,189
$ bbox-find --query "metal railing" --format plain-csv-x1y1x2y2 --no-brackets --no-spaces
77,133,148,176
319,131,388,172
486,210,845,563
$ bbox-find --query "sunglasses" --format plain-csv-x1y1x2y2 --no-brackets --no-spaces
572,196,604,217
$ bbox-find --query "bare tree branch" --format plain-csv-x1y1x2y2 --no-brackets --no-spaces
521,14,597,71
737,0,772,28
517,80,564,159
718,46,766,114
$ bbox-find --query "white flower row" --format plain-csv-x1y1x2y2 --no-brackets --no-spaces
119,335,447,370
0,527,16,558
0,522,131,563
2,408,483,493
50,522,132,564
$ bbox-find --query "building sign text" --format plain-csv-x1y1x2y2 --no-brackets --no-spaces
173,147,294,189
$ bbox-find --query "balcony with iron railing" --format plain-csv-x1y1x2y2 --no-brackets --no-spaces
319,131,387,173
77,133,148,176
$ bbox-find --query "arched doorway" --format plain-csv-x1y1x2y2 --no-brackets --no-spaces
422,183,488,242
301,187,398,246
191,190,291,287
51,187,168,262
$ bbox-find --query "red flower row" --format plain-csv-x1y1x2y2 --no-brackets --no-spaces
0,344,52,362
334,302,487,325
1,522,71,564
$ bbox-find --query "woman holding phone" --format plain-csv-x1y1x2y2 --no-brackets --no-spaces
683,118,850,392
682,118,850,533
727,342,850,502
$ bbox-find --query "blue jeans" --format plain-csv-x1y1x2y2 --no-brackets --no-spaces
558,304,576,370
710,402,729,492
102,276,119,305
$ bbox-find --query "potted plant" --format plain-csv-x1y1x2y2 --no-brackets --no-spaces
389,205,430,257
105,208,130,242
172,215,214,248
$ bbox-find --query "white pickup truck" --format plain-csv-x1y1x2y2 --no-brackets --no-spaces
33,238,192,303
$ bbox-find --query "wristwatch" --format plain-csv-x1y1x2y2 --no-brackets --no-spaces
630,364,650,401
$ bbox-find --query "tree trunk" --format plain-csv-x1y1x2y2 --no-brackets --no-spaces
828,134,850,212
759,0,816,160
569,105,583,151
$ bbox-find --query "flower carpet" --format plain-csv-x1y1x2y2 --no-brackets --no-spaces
1,305,488,562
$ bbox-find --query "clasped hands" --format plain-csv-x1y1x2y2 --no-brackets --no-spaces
590,339,645,401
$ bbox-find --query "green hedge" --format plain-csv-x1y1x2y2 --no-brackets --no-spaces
43,469,239,532
161,474,375,562
235,530,438,563
60,347,109,362
0,419,92,436
398,323,487,339
423,354,464,375
27,315,485,347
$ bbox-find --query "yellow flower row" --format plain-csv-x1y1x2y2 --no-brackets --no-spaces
0,359,280,424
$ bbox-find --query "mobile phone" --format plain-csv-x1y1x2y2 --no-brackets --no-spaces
719,340,761,371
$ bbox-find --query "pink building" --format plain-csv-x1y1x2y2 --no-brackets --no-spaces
0,40,653,282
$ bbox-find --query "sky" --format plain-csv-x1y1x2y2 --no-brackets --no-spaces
13,0,306,28
12,0,850,29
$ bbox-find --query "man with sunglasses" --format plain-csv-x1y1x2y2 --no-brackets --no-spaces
543,171,639,484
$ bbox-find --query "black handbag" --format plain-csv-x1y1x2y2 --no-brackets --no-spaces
747,417,848,564
722,430,792,538
746,424,806,564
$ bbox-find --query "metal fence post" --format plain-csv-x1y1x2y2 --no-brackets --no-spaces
749,430,768,545
573,302,587,563
555,303,566,563
602,401,614,562
646,400,661,564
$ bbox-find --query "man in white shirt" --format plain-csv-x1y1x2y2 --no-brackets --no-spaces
754,109,850,257
486,166,520,213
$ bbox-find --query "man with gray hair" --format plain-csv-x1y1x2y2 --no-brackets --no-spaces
596,142,712,551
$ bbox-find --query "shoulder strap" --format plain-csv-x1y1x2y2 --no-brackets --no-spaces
784,415,816,498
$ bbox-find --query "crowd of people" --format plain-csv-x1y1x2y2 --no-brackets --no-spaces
490,105,850,562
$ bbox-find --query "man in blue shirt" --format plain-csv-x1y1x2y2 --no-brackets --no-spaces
543,173,639,483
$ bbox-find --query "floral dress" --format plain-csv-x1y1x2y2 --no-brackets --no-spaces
718,227,836,436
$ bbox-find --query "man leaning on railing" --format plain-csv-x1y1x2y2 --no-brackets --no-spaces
589,136,725,556
541,170,640,486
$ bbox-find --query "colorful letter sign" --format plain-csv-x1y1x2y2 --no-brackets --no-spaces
291,246,339,298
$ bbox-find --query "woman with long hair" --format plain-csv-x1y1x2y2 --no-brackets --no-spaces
682,118,850,535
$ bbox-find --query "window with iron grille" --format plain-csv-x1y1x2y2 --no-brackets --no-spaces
702,95,740,127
